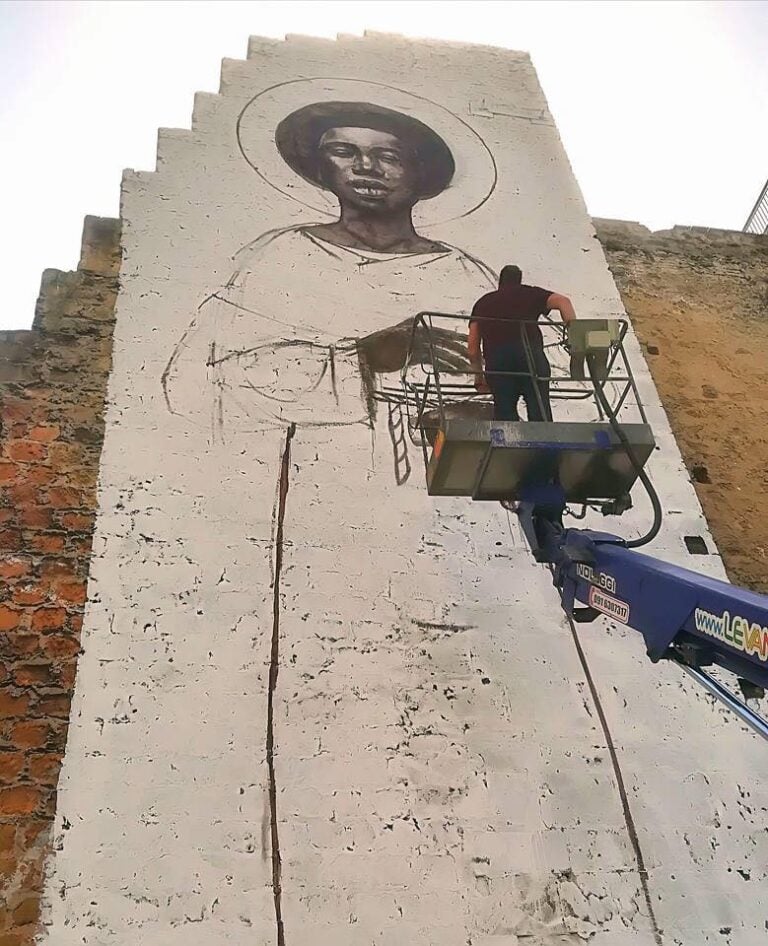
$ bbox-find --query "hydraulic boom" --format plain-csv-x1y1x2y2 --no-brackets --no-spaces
519,500,768,740
403,311,768,741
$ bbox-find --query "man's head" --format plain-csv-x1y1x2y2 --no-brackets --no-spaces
276,102,455,214
498,265,523,288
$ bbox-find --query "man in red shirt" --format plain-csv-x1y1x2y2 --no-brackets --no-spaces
468,265,576,421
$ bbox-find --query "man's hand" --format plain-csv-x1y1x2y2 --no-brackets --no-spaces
474,374,491,394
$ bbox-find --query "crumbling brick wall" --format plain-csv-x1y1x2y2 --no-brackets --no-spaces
595,219,768,593
0,217,119,944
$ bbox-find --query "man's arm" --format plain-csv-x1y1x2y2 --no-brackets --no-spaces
467,318,490,393
545,292,576,324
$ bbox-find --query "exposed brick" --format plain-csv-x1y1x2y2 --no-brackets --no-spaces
8,722,50,751
0,931,23,946
25,533,66,555
0,753,25,782
0,689,29,719
46,443,83,467
0,399,34,423
39,788,58,819
31,695,70,719
69,533,93,558
0,609,20,633
25,467,57,487
4,485,38,506
0,218,117,931
54,582,86,606
12,665,56,688
0,853,18,885
69,536,93,556
0,532,21,553
27,426,60,443
39,560,75,581
0,824,15,852
17,507,53,530
57,513,92,532
22,820,47,848
16,850,45,891
40,636,80,660
11,586,48,607
0,463,18,485
65,471,98,491
22,388,54,410
0,559,29,581
27,755,62,785
30,609,67,633
1,637,39,659
11,898,39,926
0,787,41,816
72,426,102,445
56,663,77,691
2,442,47,464
44,487,82,509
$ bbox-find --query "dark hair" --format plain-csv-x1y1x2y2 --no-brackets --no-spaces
499,265,523,287
275,101,455,200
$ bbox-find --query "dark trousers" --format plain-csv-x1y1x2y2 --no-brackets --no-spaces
485,344,552,422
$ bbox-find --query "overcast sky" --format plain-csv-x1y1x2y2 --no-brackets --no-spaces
1,0,766,329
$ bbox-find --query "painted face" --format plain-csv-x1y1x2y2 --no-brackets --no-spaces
316,127,422,213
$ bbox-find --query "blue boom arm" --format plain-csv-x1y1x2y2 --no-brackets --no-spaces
520,505,768,737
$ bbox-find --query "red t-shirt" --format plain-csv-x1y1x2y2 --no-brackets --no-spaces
469,284,553,354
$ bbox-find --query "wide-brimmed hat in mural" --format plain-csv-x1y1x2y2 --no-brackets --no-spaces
274,101,456,200
236,77,497,228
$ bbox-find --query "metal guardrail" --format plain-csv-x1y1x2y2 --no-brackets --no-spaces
744,178,768,235
374,312,648,479
387,311,642,429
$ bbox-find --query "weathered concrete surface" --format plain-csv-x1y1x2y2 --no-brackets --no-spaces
34,33,768,946
596,219,768,593
0,217,119,944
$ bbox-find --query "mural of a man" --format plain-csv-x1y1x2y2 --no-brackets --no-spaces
278,101,458,255
163,101,496,436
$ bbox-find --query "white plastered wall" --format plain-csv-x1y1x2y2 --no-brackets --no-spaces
38,33,768,946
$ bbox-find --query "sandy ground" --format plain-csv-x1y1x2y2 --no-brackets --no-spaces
625,284,768,593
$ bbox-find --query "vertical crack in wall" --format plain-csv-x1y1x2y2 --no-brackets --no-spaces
266,423,296,946
565,614,664,946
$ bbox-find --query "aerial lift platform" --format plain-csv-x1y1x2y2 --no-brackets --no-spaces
385,312,768,741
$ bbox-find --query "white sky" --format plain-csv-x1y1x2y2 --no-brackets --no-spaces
1,0,766,330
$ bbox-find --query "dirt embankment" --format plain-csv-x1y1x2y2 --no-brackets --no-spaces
596,220,768,593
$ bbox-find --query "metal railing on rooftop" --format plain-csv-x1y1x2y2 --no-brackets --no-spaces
743,178,768,235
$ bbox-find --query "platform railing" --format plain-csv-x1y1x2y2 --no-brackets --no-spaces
378,312,646,464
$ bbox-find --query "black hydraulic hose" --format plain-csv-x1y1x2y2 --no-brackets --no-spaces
588,360,663,548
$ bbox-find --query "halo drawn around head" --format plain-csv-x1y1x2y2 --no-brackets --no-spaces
275,101,456,201
236,77,497,228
